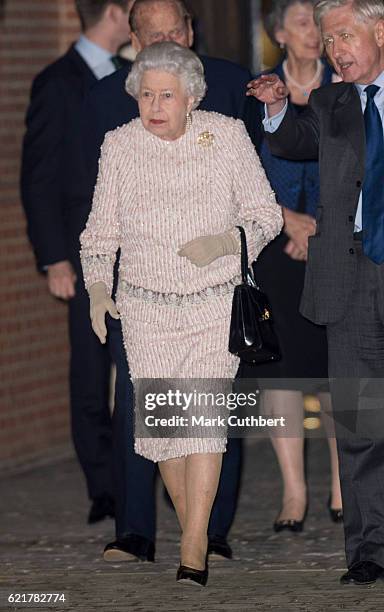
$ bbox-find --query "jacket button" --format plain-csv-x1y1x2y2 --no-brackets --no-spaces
349,248,355,255
348,215,354,222
356,180,362,188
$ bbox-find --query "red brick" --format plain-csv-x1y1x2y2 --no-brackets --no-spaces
0,0,80,469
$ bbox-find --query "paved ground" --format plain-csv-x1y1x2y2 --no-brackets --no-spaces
1,438,383,612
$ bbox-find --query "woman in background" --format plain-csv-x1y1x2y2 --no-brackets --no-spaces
247,0,343,532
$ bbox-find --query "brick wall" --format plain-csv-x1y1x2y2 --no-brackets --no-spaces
0,0,80,472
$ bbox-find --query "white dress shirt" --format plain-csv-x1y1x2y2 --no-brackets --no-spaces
75,34,116,80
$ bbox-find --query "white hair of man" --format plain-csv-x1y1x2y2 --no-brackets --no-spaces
129,0,192,33
314,0,384,26
125,41,207,108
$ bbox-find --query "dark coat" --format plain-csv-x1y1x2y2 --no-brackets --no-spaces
266,82,365,325
21,45,98,267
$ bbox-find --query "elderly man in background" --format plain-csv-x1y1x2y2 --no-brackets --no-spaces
21,0,134,524
82,0,256,564
248,0,384,587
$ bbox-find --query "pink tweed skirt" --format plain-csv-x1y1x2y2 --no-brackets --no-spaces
118,293,239,462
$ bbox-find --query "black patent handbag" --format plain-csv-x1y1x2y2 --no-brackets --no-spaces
228,226,281,364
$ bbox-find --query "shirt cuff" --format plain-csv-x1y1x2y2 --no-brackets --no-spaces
262,100,288,133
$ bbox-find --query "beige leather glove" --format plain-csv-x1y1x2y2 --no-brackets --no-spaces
178,230,239,268
89,282,119,344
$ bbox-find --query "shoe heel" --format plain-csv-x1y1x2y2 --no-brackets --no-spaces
176,563,209,587
327,494,343,523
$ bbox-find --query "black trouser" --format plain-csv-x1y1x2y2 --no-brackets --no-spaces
327,240,384,569
68,254,113,500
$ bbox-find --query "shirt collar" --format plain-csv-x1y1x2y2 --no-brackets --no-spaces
75,34,112,71
355,69,384,96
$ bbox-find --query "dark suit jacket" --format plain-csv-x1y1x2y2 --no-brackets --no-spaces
21,45,98,268
82,55,253,198
266,82,365,325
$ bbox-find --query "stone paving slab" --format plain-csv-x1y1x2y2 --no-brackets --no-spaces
1,439,383,611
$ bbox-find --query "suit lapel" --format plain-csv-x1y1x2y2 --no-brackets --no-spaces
333,83,365,172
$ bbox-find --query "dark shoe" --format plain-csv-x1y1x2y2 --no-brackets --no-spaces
327,494,343,523
207,536,232,560
273,518,304,533
340,561,384,586
88,495,115,524
103,535,155,562
176,562,209,587
273,505,307,533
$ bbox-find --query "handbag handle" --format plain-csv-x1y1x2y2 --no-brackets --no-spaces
236,226,249,284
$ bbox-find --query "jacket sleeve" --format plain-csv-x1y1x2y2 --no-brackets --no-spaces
81,89,108,208
231,119,284,263
20,73,68,268
80,132,121,295
265,94,320,161
242,95,264,154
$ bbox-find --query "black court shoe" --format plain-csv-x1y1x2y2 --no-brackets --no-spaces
273,518,305,533
327,495,343,523
176,562,209,587
273,505,308,533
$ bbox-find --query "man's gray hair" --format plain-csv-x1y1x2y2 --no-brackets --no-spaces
125,41,207,109
314,0,384,26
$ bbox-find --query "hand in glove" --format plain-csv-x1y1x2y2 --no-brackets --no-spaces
89,281,119,344
178,230,239,268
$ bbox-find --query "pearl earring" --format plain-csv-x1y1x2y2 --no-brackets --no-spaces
186,112,192,130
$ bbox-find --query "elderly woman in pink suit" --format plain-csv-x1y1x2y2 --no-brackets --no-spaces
80,42,282,586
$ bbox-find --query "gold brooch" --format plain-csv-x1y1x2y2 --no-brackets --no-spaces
197,131,215,147
261,309,270,321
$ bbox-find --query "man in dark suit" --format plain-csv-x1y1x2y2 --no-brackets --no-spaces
83,0,254,563
249,0,384,587
21,0,134,524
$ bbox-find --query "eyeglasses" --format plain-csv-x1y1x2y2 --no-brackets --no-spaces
144,27,187,43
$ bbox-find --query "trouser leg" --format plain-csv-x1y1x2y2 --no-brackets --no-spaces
208,438,242,538
326,245,384,568
108,316,157,542
68,271,113,500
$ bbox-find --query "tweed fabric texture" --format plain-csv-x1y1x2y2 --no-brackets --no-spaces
80,111,282,300
80,111,282,461
121,294,238,462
